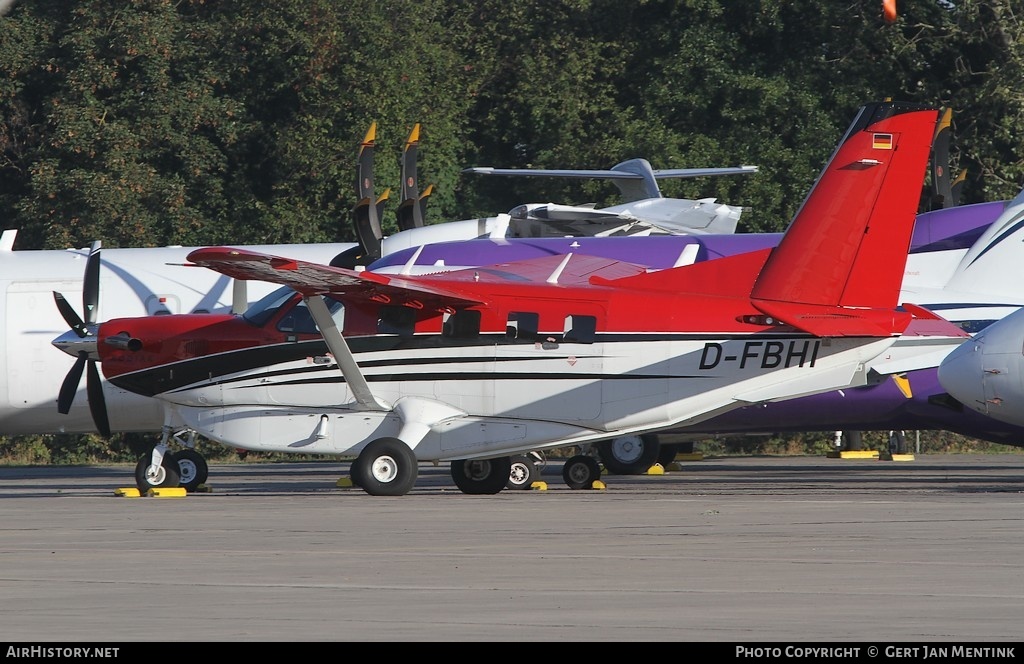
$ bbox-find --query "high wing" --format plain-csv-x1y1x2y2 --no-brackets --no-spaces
187,247,650,310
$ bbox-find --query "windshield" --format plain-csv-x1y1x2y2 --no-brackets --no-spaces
242,286,346,333
243,286,296,326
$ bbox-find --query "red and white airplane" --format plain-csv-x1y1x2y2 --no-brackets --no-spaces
58,101,968,495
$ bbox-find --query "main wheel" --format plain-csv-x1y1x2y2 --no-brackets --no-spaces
451,457,512,495
597,434,660,475
171,449,209,492
134,453,181,492
507,454,540,490
562,454,602,490
351,438,418,496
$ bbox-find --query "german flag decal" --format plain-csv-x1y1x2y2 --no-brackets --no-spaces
873,133,894,150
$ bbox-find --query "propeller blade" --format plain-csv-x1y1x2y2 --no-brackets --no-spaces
58,352,87,414
86,359,111,437
83,241,101,325
352,123,385,259
53,291,88,338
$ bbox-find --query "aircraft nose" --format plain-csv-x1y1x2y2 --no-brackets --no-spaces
938,338,988,413
51,328,99,361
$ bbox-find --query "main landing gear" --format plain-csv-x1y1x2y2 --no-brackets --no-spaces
595,433,692,475
596,433,661,475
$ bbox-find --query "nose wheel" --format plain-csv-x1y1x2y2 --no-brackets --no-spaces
135,454,180,492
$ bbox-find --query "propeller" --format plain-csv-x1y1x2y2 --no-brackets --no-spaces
52,241,111,437
352,122,388,261
396,123,433,232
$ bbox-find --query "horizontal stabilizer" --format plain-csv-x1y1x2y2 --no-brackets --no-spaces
750,300,912,337
466,159,757,201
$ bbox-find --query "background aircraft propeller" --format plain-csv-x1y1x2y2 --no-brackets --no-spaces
53,241,111,437
396,123,433,232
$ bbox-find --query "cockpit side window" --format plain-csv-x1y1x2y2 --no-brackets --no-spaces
277,299,319,334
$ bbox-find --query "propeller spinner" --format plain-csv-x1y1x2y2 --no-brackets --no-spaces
51,241,111,437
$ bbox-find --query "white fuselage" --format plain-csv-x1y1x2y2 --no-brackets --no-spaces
154,330,961,461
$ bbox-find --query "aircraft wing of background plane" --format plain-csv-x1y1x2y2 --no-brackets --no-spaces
77,100,954,496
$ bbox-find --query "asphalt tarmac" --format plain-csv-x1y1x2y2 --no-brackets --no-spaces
1,454,1022,643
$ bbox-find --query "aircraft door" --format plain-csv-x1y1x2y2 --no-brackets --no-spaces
495,309,604,423
266,297,352,407
432,309,496,413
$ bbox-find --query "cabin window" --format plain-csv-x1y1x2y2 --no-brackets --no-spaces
563,315,596,344
506,312,539,340
443,310,481,339
378,305,416,337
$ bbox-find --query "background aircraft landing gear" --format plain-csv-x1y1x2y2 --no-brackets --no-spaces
597,433,660,474
134,453,180,492
656,443,680,468
171,449,209,492
451,457,511,495
506,451,544,490
562,454,601,489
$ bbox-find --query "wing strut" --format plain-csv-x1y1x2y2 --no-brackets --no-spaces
304,295,390,411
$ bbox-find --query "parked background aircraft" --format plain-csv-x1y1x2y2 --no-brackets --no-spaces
334,123,756,268
936,186,1024,429
938,305,1024,429
69,101,961,495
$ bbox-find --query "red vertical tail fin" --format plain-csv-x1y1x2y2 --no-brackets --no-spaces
751,101,938,336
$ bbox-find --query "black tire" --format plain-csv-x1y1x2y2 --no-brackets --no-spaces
597,434,660,475
890,430,908,455
134,453,181,492
172,449,209,492
656,443,679,468
351,438,418,496
562,454,602,490
451,457,512,495
507,454,539,490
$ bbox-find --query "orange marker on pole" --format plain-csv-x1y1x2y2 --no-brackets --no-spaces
883,0,897,23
